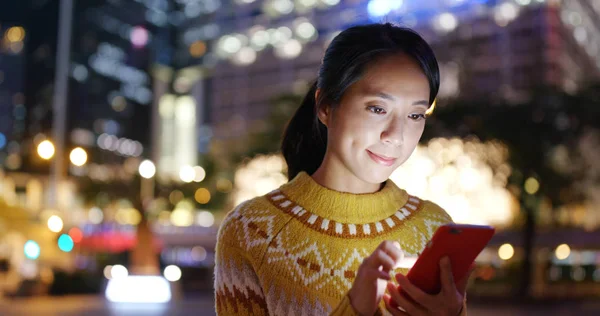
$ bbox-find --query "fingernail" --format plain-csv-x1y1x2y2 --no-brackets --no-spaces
393,241,401,250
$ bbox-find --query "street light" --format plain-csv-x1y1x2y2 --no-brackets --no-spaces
139,160,156,179
47,215,63,232
139,160,156,203
37,140,55,160
69,147,87,166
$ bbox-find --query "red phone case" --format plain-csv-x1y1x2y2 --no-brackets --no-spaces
405,224,495,295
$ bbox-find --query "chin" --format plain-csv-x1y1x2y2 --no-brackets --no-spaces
355,168,394,185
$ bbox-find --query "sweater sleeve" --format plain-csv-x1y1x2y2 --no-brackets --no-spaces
214,242,269,315
214,201,269,315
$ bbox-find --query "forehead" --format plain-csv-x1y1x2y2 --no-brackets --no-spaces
355,53,430,98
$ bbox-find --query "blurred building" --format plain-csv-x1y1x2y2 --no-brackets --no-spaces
169,0,600,141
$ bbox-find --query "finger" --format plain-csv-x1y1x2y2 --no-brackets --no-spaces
456,264,475,295
365,266,392,281
386,283,424,315
379,241,404,267
440,256,456,295
384,294,409,316
395,273,435,308
367,248,396,273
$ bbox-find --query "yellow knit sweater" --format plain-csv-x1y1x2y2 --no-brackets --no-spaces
215,172,464,315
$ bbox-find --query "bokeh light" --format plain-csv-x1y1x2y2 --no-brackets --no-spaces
233,154,287,206
68,227,83,243
194,188,211,204
70,147,88,166
111,265,129,279
139,160,156,179
555,244,571,260
47,215,64,233
24,240,40,260
390,138,516,226
164,265,182,282
37,140,55,160
58,234,74,252
498,243,514,260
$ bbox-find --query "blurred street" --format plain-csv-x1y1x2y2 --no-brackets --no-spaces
1,295,599,316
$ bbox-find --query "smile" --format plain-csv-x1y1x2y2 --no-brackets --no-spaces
367,150,397,166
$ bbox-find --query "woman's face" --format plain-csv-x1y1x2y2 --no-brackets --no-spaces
318,53,431,185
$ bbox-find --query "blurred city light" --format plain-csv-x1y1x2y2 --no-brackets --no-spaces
0,132,6,149
525,177,540,195
232,47,257,66
322,0,341,5
216,178,233,193
89,207,104,224
555,244,571,260
294,21,317,41
47,215,64,233
130,26,149,48
37,140,55,160
194,188,211,204
274,39,302,59
234,154,287,206
179,165,195,183
58,234,74,252
390,138,515,226
494,2,520,26
191,246,207,262
189,40,207,57
111,265,129,279
163,265,182,282
196,210,215,227
139,160,156,179
367,0,402,18
68,227,83,243
69,147,88,166
169,190,184,205
5,26,25,43
104,265,113,279
515,0,532,5
24,240,40,260
105,275,171,303
498,243,515,260
170,208,194,227
436,13,458,32
193,166,206,182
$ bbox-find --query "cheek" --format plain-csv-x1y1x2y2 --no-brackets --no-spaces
331,114,377,149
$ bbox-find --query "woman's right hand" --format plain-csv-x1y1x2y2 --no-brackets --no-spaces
348,240,405,316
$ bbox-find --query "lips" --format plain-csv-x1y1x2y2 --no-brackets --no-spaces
367,150,397,166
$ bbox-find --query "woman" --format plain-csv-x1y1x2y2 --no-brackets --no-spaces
215,23,470,316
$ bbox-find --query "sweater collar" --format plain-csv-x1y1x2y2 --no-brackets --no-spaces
277,171,408,224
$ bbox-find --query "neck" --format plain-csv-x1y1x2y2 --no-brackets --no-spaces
312,155,381,194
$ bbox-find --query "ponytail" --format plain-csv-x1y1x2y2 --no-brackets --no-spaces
281,81,327,180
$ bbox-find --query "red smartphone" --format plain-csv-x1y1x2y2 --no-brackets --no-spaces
404,223,495,295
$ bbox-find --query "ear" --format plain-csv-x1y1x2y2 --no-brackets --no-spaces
315,89,331,127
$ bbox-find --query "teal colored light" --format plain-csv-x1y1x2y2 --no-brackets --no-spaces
24,240,40,259
58,234,74,252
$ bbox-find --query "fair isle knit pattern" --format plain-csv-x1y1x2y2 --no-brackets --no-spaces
215,172,463,316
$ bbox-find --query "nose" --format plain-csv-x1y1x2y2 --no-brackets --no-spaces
381,118,403,147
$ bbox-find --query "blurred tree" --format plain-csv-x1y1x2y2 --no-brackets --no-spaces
422,83,600,300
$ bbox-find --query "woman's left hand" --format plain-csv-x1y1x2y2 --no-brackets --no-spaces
383,257,472,316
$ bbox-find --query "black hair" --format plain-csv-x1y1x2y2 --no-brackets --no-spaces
281,23,440,180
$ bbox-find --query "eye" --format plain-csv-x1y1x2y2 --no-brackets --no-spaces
367,106,386,115
409,113,427,121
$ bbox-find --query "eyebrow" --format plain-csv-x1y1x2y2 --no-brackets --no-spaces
367,92,429,107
